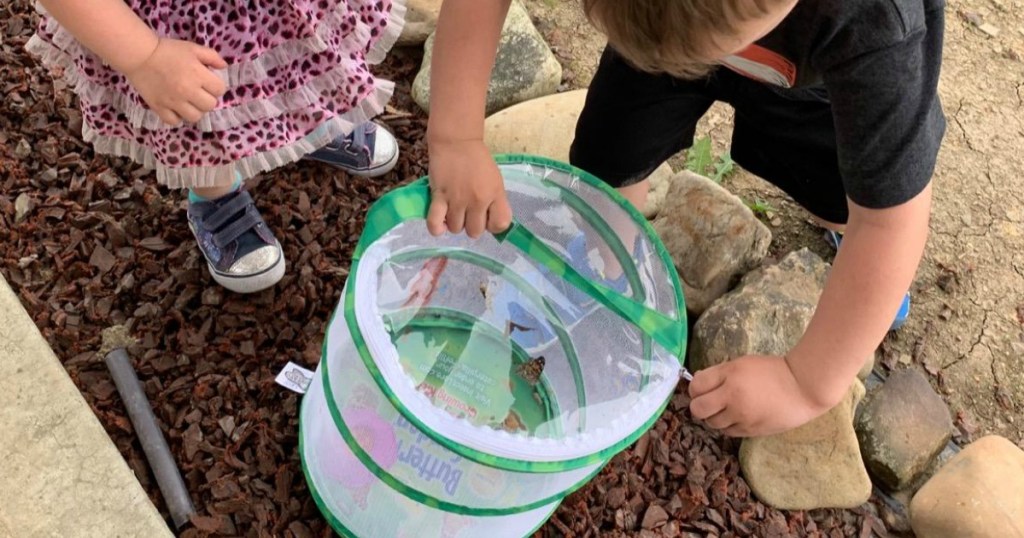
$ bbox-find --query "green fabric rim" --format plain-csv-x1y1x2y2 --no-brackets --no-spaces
352,154,687,358
299,392,563,535
343,154,686,472
494,154,687,355
490,168,655,385
320,353,606,516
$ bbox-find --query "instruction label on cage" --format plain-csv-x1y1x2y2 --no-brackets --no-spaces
393,415,465,496
275,362,314,394
395,323,555,434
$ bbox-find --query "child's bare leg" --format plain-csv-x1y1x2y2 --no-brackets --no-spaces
617,179,650,211
811,214,846,234
191,183,237,199
591,179,651,283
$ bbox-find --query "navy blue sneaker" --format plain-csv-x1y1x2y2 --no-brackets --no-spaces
187,189,285,294
303,122,399,177
826,230,910,331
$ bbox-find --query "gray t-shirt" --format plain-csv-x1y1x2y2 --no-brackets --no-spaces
721,0,947,209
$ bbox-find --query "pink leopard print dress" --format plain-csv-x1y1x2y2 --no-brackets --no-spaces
27,0,406,188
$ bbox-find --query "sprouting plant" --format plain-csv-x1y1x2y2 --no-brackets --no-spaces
745,197,776,216
686,136,736,184
712,151,735,183
685,136,714,177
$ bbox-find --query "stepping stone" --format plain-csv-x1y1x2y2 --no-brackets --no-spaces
652,172,772,317
740,381,872,510
398,0,443,47
412,0,561,115
855,369,953,491
911,435,1024,537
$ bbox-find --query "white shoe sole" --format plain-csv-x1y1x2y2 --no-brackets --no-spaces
354,148,400,178
209,253,286,294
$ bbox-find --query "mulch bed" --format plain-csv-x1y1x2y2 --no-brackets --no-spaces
1,2,906,536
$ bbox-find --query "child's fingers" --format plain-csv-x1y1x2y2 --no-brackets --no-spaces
486,195,513,234
426,198,449,237
194,45,228,69
200,70,227,98
445,203,467,234
688,364,726,398
703,408,736,430
156,107,183,127
190,90,219,113
689,387,728,421
464,205,487,239
175,102,205,124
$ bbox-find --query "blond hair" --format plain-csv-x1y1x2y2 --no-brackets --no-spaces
583,0,786,79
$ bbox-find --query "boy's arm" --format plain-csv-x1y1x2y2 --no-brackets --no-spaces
688,187,931,437
426,0,514,239
38,0,159,74
788,187,931,404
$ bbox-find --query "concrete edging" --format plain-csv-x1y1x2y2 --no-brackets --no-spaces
0,276,172,538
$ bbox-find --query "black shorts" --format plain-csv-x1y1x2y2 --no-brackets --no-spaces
570,47,849,224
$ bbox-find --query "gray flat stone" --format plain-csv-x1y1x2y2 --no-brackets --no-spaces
689,248,826,372
855,369,953,491
652,172,771,316
412,0,561,115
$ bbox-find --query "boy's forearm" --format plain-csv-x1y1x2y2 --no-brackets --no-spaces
787,185,932,406
39,0,158,74
427,0,511,143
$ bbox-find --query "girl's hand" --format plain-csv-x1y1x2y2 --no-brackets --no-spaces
426,139,513,239
124,38,228,126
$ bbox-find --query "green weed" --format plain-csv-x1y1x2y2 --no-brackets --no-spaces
745,197,776,216
685,136,736,184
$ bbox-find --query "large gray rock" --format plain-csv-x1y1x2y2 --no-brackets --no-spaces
652,172,771,315
412,0,562,115
397,0,442,47
688,249,827,372
855,369,953,491
483,90,673,203
910,436,1024,537
740,381,872,510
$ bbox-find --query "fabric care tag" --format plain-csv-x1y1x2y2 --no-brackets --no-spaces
275,362,315,394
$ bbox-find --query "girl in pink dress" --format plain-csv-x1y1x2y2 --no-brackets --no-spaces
29,0,406,293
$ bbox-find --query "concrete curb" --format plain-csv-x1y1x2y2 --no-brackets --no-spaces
0,276,172,538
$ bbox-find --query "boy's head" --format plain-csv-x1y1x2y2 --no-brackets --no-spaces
583,0,798,78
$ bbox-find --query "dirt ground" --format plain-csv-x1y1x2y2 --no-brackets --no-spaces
526,0,1024,447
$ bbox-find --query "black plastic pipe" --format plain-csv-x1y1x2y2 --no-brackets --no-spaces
104,347,195,529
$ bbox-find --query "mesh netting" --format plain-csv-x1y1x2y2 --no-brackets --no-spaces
349,158,686,467
301,370,558,537
300,156,687,536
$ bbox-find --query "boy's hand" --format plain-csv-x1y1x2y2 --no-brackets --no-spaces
426,139,513,239
688,355,834,437
123,38,227,126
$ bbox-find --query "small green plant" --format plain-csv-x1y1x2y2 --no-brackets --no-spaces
712,151,735,183
685,136,736,184
745,197,776,216
685,136,714,177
